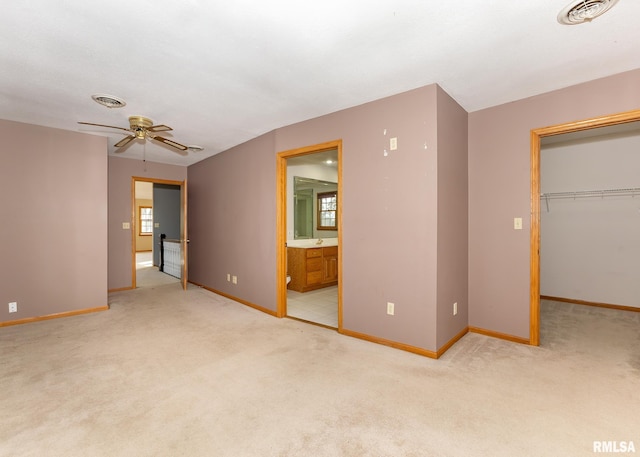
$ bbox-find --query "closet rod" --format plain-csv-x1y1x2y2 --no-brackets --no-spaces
540,187,640,212
541,187,640,199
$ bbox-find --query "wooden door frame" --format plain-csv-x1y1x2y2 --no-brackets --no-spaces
131,177,188,290
529,109,640,346
276,140,343,326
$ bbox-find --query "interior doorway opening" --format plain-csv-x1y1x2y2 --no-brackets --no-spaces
529,109,640,346
276,140,343,329
131,177,189,290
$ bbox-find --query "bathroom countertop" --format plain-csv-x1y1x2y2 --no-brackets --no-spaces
287,238,338,248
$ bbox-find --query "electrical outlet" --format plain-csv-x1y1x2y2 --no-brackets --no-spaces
232,276,238,285
390,137,398,150
453,302,458,316
8,302,17,313
387,302,395,316
226,273,231,282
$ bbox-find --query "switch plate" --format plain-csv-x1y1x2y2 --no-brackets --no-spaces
387,302,395,315
122,222,130,230
232,276,238,285
227,273,231,282
514,217,523,230
390,137,398,151
8,302,17,313
154,223,160,228
453,302,458,316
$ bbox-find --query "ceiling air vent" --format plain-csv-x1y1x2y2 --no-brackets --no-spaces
91,94,126,108
557,0,619,25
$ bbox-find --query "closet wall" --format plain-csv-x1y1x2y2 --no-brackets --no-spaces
540,129,640,308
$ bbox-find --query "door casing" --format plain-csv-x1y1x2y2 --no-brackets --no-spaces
131,177,188,290
276,140,343,326
529,109,640,345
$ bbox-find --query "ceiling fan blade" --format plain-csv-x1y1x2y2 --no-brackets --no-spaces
150,135,188,154
114,135,136,148
148,124,172,133
78,121,132,133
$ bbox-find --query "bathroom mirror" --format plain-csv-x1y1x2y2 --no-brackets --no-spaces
293,176,337,239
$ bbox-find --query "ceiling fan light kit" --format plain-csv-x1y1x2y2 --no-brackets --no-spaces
78,115,188,154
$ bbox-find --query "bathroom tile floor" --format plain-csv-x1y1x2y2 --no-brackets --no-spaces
286,285,338,328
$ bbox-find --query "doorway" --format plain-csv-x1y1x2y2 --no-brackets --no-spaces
131,177,189,290
276,140,343,329
529,109,640,345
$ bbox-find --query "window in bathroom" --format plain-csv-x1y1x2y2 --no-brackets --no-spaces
317,191,337,230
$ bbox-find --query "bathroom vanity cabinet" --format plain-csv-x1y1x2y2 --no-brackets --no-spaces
287,246,338,292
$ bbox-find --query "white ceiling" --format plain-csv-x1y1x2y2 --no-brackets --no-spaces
1,1,639,166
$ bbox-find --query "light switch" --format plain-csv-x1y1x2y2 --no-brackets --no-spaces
390,137,398,151
514,218,523,230
122,222,130,230
154,223,160,228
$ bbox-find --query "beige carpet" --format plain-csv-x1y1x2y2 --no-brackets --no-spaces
1,276,638,456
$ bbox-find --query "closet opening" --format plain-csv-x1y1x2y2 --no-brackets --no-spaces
529,109,640,346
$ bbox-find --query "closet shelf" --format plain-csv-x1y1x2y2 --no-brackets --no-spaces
540,187,640,211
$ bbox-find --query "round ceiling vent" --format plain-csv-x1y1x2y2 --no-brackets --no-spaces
91,94,126,108
557,0,619,25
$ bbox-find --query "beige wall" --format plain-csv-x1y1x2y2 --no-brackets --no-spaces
5,69,636,348
0,119,107,322
108,157,187,291
189,69,640,351
468,68,640,340
188,84,470,353
188,132,277,309
435,86,469,348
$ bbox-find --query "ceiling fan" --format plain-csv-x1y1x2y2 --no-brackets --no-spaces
78,115,188,154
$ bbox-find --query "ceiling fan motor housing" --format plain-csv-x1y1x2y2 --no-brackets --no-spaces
129,116,153,139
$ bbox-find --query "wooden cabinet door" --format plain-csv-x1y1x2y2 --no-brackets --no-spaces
322,246,338,282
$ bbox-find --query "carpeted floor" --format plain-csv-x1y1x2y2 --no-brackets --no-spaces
1,273,638,456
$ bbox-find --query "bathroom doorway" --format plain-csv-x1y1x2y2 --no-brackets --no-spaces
276,140,343,329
